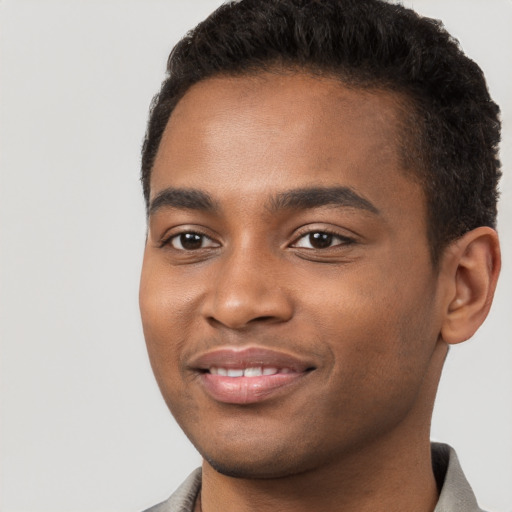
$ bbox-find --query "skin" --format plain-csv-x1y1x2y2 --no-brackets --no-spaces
139,72,500,512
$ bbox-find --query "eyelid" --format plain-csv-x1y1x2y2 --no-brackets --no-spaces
157,224,357,251
175,233,219,250
158,226,221,249
290,226,357,249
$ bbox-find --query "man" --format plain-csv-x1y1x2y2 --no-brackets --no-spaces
138,0,501,510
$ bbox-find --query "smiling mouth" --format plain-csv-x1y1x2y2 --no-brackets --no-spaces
190,347,316,405
208,366,295,377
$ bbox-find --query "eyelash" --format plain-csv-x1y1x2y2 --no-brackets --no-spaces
160,228,355,251
160,230,218,250
291,229,355,250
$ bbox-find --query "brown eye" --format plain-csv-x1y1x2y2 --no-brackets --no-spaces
293,231,354,249
308,232,333,249
169,232,218,250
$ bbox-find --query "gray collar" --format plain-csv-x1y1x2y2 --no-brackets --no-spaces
432,443,484,512
143,468,201,512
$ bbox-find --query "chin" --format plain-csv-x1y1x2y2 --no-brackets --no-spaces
203,453,306,480
196,432,334,480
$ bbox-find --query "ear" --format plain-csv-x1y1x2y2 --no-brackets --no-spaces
440,227,501,345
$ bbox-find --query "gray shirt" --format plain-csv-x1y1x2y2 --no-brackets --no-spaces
144,443,485,512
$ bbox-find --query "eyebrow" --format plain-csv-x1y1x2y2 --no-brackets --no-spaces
268,186,380,214
148,185,379,217
149,187,218,215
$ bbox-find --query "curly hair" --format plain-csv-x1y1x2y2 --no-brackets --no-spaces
141,0,501,262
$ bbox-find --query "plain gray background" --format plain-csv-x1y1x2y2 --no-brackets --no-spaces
1,1,511,511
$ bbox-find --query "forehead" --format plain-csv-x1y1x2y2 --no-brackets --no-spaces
150,72,423,221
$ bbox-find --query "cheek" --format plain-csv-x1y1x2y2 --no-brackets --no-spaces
300,256,438,379
139,256,198,385
140,272,202,424
140,251,200,329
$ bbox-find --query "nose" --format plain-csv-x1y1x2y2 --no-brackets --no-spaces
202,247,294,330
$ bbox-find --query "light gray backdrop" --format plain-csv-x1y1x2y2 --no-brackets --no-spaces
1,1,511,511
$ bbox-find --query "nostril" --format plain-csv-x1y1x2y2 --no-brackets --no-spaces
206,314,283,329
250,315,277,323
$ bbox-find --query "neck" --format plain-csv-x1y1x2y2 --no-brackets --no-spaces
199,341,447,512
200,431,438,512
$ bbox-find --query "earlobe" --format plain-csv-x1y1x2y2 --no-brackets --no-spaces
440,227,501,345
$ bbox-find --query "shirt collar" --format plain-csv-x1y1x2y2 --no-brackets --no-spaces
432,443,484,512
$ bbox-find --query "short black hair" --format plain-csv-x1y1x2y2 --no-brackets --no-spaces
141,0,501,262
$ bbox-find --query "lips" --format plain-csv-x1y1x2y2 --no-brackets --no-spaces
188,347,315,405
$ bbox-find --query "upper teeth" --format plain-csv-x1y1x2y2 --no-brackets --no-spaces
210,367,282,377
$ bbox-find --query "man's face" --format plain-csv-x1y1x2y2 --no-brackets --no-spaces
140,73,446,478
